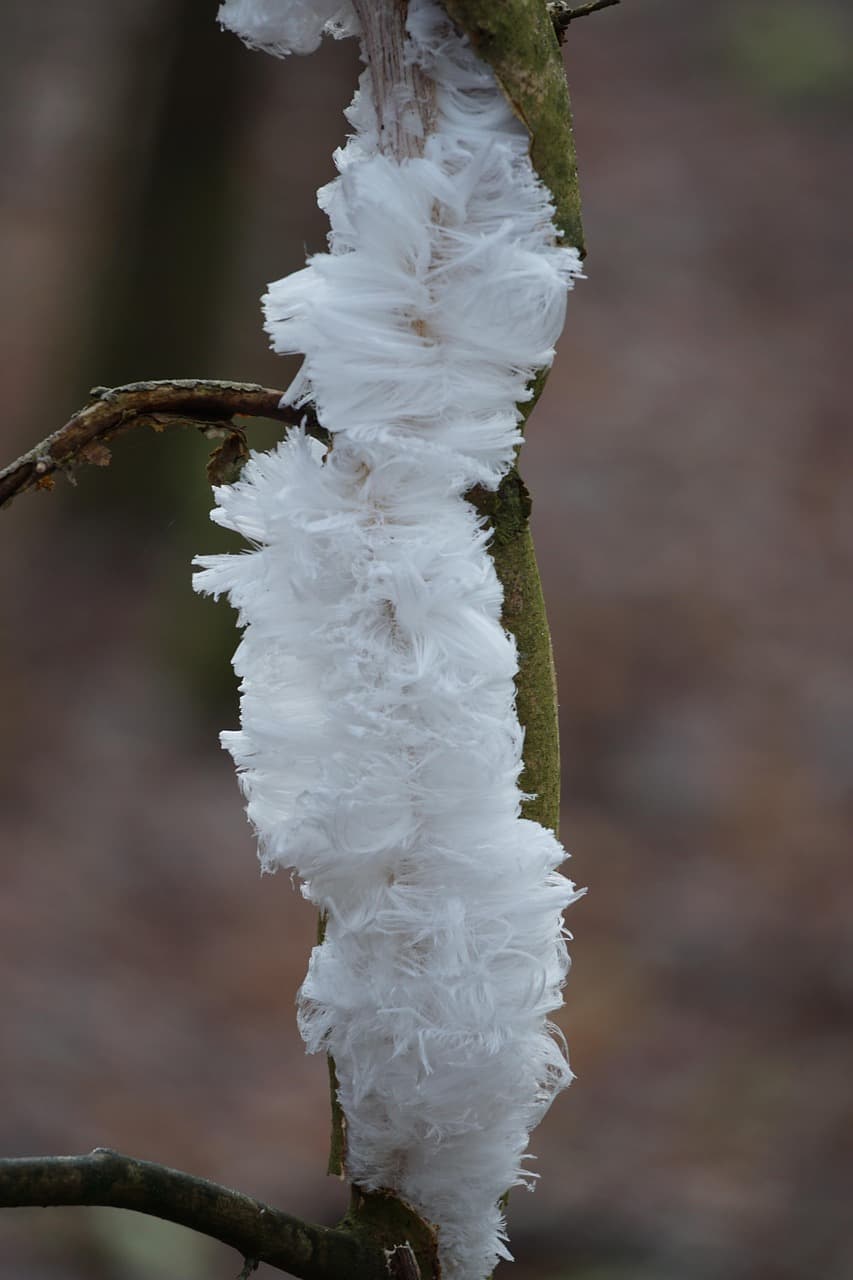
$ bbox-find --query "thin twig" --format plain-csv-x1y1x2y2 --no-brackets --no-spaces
0,1149,384,1280
549,0,621,41
0,379,327,510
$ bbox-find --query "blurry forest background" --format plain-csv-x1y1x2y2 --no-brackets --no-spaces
1,1,852,1277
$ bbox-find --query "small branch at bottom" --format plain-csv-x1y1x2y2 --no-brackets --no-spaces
0,1149,384,1280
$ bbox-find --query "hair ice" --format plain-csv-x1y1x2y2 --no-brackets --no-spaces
196,3,583,1276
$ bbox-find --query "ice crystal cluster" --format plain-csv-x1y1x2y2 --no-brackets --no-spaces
196,2,583,1276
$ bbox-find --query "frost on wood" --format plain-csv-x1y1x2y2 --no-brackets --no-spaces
196,2,583,1277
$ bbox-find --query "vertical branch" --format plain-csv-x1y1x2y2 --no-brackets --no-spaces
351,0,436,157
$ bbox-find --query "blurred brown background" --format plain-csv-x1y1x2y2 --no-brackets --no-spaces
1,1,852,1277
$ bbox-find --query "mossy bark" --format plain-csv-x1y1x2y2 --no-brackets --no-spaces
0,1150,402,1280
469,468,561,833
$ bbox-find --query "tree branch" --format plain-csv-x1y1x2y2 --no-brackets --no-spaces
0,379,326,510
0,1149,404,1280
548,0,621,41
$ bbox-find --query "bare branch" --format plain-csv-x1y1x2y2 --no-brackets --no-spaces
0,1149,390,1280
0,379,327,510
350,0,436,159
548,0,621,41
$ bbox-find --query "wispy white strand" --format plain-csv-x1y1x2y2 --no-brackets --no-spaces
196,3,584,1277
217,0,357,56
